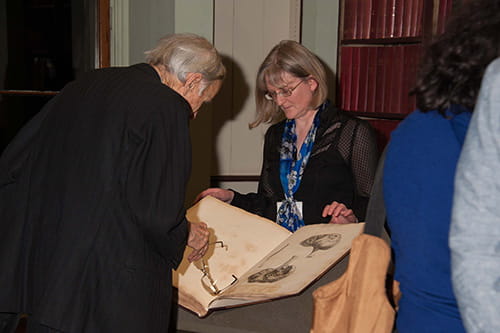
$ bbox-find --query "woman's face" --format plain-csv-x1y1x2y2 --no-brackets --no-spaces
265,71,318,120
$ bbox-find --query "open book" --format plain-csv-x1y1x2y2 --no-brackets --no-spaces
173,196,365,317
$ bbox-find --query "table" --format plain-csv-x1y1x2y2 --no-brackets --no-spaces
174,255,349,333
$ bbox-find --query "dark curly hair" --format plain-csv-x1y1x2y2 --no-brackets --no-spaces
413,0,500,115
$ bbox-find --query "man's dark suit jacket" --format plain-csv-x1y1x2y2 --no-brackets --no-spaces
0,63,190,332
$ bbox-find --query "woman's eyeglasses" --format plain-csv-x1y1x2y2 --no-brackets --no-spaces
194,241,238,295
264,79,305,101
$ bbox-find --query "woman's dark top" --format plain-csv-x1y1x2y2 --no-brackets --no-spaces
232,103,378,224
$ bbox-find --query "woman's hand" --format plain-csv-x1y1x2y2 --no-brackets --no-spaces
322,201,358,224
195,188,234,204
187,221,210,262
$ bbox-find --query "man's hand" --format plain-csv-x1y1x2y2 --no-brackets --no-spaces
194,188,234,204
187,221,210,262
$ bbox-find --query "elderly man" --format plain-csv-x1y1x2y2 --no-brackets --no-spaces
0,33,224,332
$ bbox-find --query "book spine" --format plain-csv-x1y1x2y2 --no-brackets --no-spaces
402,0,413,37
352,0,359,39
414,0,424,37
394,0,404,38
386,0,397,38
343,0,354,39
392,46,404,114
340,46,353,111
358,47,370,113
350,47,361,112
366,47,378,114
375,0,388,38
407,44,423,113
374,46,387,114
364,0,374,39
383,46,394,114
409,0,420,36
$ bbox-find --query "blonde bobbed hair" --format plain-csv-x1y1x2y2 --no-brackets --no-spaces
251,40,328,128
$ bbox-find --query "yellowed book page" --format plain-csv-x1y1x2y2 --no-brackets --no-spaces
217,223,365,302
173,196,291,316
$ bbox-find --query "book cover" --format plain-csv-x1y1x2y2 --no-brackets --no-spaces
173,196,365,317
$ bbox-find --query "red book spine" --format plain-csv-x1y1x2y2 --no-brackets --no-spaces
407,44,423,113
402,0,413,37
375,0,388,38
350,47,361,112
386,0,397,38
392,46,405,114
366,47,378,113
383,47,395,114
364,0,374,39
340,47,353,111
370,0,380,38
352,0,359,39
359,0,373,39
412,0,424,37
357,47,370,112
385,47,393,113
401,46,411,115
374,46,387,114
437,0,446,35
394,0,404,38
343,0,354,39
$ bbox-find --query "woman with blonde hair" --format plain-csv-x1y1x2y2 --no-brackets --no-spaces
199,40,378,232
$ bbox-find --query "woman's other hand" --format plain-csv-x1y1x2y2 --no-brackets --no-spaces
322,201,358,224
195,188,234,204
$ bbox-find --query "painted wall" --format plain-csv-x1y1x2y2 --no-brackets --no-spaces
108,0,340,204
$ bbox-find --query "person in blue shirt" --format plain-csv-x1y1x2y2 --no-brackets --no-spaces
383,1,500,332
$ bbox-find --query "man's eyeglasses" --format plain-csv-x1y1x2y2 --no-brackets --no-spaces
264,79,306,101
195,241,238,295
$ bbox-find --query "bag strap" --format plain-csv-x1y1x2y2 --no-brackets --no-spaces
363,146,388,238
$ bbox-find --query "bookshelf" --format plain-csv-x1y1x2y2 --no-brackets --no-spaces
337,0,454,151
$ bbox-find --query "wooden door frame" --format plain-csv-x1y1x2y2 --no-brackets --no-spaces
98,0,111,68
